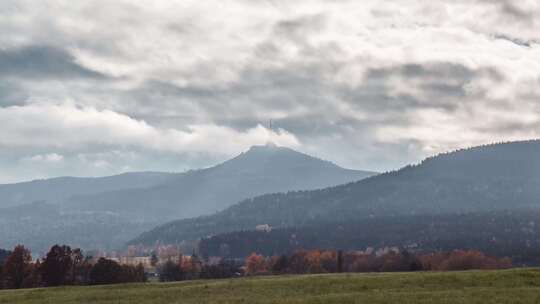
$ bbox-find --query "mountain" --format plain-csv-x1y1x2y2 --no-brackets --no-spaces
199,209,540,265
0,201,155,254
65,144,376,222
0,144,375,253
0,172,175,208
129,140,540,247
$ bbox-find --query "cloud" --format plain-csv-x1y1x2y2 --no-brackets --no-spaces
0,103,299,155
25,153,64,163
0,0,539,182
0,45,108,80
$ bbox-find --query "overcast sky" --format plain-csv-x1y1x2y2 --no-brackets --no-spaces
0,0,539,183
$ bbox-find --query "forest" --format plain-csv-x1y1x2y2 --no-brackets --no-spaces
199,209,540,265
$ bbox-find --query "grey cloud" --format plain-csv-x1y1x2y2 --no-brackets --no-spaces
343,63,504,114
493,34,538,48
273,14,327,39
0,81,28,106
499,2,535,20
0,45,109,80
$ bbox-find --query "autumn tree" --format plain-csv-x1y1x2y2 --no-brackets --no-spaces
287,250,309,274
245,253,267,275
350,253,380,272
320,251,337,273
3,245,32,289
270,255,288,274
24,259,41,288
305,250,323,273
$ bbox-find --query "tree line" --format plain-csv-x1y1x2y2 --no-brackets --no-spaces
243,249,512,276
0,244,513,290
156,248,512,283
157,255,243,282
0,245,145,290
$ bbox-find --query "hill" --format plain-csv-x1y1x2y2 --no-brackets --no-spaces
130,140,540,247
0,202,155,254
66,144,375,222
1,269,540,303
199,209,540,264
0,171,175,208
0,144,374,252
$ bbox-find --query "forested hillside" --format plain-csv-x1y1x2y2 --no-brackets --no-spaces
199,209,540,265
131,140,540,247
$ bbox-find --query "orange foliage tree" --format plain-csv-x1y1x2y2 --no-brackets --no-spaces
245,253,267,275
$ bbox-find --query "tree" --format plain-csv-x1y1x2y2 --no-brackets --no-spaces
320,251,337,273
0,249,10,264
270,255,288,274
41,245,73,286
135,263,147,282
182,254,202,280
288,250,309,274
200,259,240,279
23,259,41,288
158,260,183,282
150,253,158,267
0,263,4,289
69,249,91,285
89,258,123,285
245,253,267,275
337,250,343,273
3,245,32,289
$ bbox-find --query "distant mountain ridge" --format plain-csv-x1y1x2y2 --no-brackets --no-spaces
0,144,375,252
65,144,376,222
0,171,175,208
129,140,540,247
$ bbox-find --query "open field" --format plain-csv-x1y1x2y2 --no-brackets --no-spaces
2,268,540,304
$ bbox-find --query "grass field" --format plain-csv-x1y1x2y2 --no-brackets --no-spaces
2,268,540,303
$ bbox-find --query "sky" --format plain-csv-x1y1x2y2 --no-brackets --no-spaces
0,0,539,183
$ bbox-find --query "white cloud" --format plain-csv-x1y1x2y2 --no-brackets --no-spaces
0,103,300,156
26,153,64,163
0,0,540,181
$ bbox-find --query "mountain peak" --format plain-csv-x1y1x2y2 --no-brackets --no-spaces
247,142,281,151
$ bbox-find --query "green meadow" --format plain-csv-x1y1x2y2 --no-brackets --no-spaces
2,268,540,304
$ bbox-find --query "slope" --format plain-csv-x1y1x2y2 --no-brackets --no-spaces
130,140,540,246
0,171,175,208
66,144,375,222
